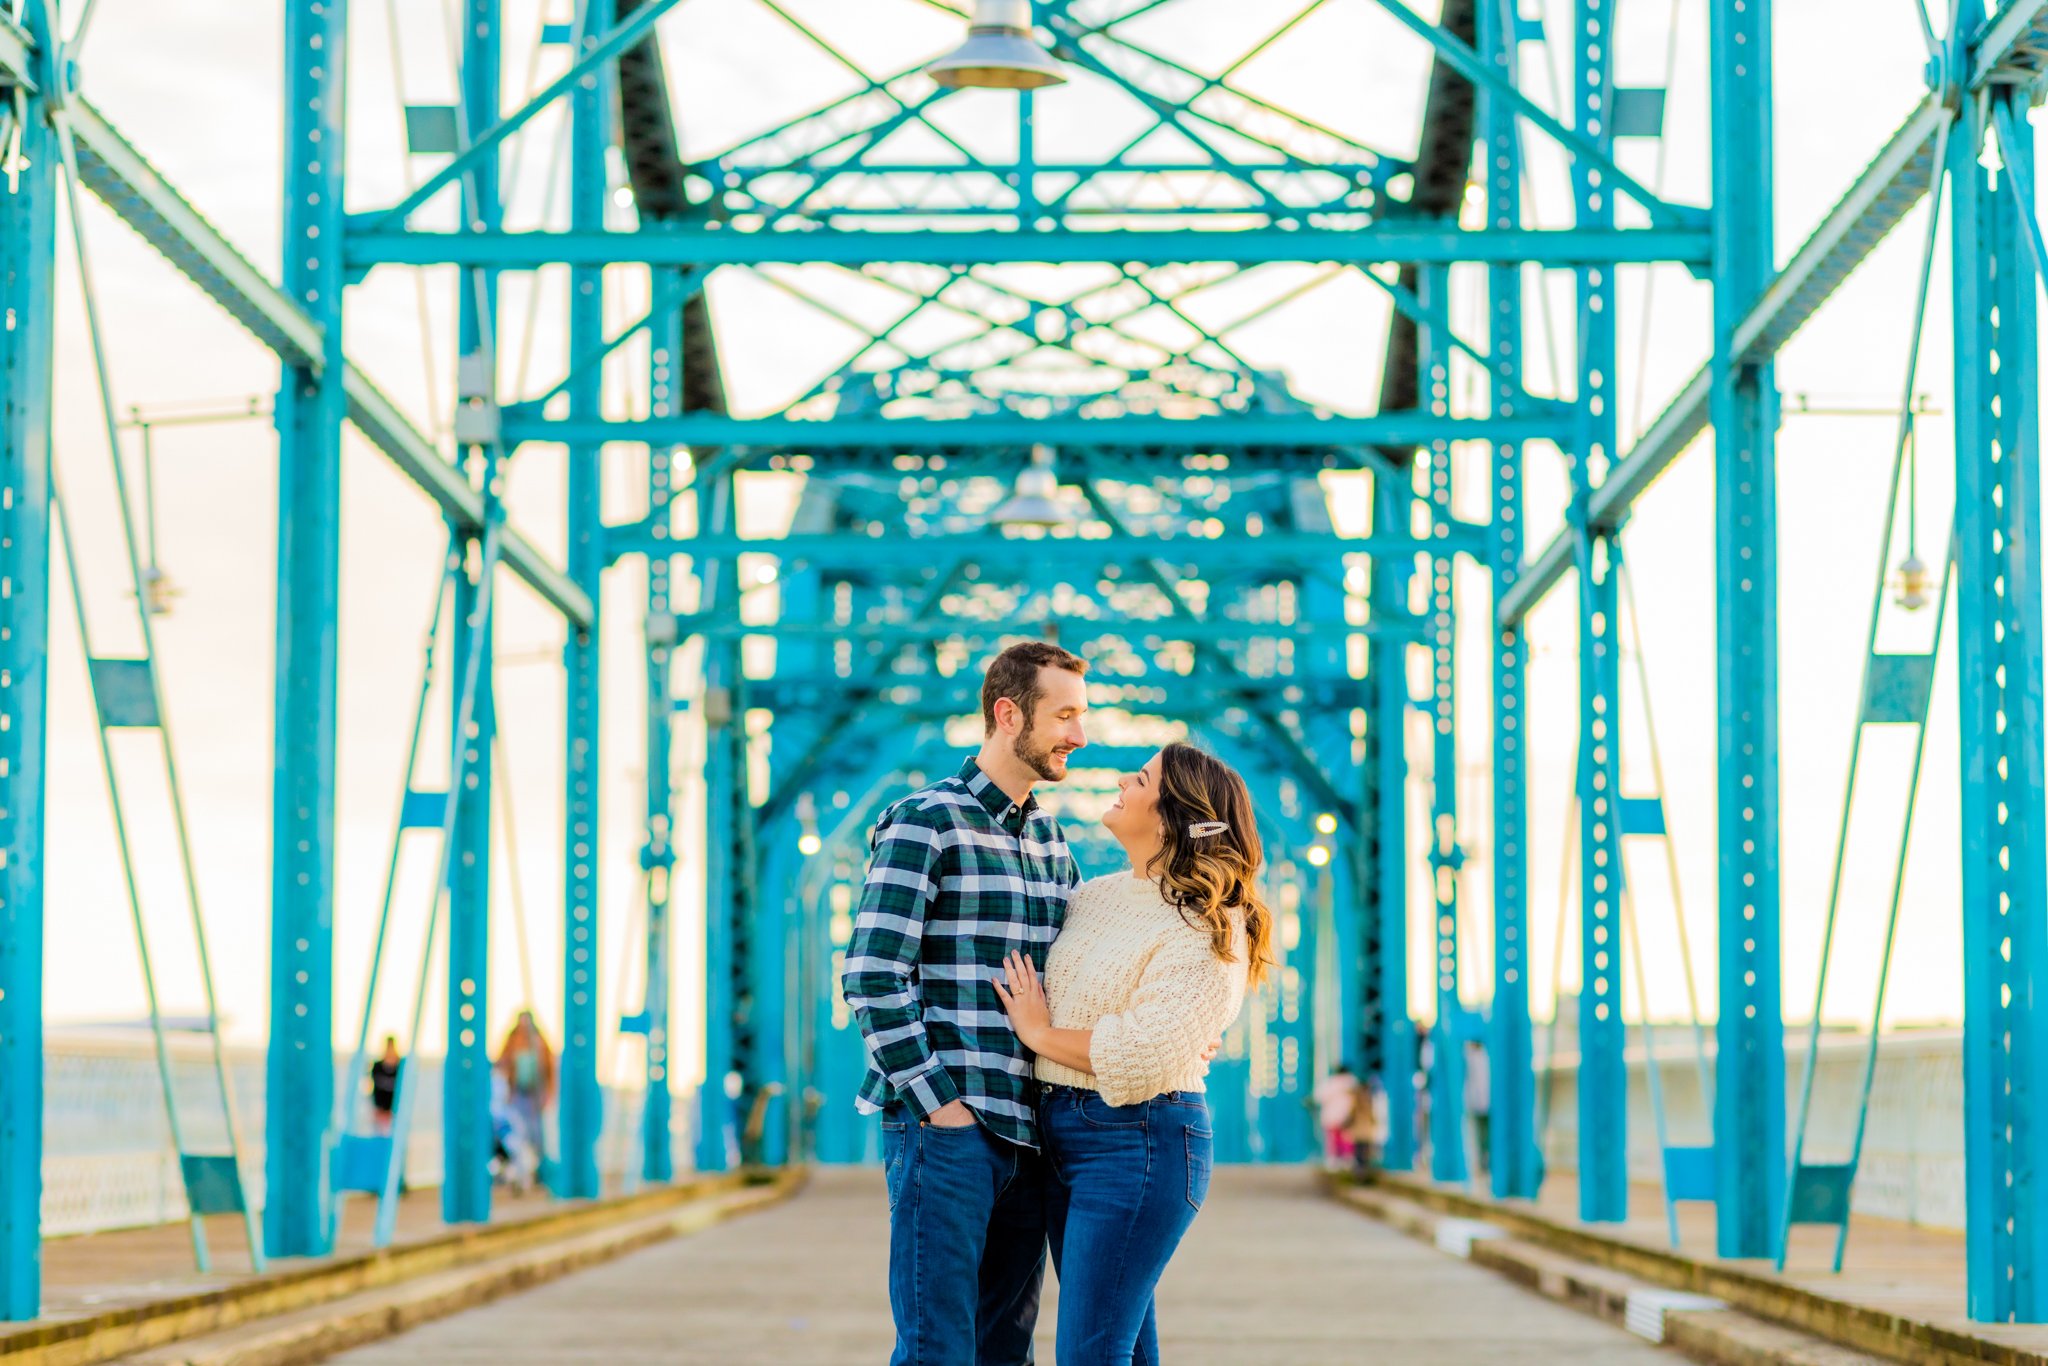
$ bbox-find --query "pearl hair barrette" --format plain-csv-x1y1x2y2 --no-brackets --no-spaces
1187,820,1230,839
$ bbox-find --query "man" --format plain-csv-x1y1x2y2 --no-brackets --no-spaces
843,640,1089,1365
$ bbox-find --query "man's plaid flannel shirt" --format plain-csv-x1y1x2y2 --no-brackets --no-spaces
842,757,1079,1147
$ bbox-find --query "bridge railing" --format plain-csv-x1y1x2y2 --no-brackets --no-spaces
1535,1028,1965,1231
43,1030,687,1237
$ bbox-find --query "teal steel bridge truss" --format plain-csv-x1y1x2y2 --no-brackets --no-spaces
5,0,2048,1327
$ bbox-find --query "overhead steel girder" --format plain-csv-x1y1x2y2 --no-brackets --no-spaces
0,23,591,626
1497,96,1947,626
1366,0,1707,236
342,226,1712,270
602,528,1482,567
750,674,1365,714
682,615,1422,647
507,412,1568,450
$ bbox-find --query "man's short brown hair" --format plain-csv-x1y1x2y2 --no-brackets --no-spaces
981,641,1087,734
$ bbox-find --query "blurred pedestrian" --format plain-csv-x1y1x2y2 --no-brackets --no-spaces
1315,1066,1361,1167
495,1009,555,1176
368,1035,401,1134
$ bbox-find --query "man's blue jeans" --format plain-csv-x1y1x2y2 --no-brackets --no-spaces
1040,1086,1214,1366
881,1107,1048,1366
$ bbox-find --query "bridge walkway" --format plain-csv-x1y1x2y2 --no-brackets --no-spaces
327,1167,1677,1365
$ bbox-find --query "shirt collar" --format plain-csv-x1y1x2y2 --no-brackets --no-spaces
959,756,1040,825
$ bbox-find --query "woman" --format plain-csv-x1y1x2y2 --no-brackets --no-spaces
995,742,1273,1365
494,1010,555,1187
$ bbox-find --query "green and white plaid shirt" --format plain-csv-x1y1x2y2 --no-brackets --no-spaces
843,756,1079,1147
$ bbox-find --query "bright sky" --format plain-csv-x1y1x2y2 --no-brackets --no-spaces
31,0,1988,1095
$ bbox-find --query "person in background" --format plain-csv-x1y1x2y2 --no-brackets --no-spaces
1464,1036,1493,1178
1314,1066,1361,1168
495,1010,556,1171
368,1035,401,1134
1348,1073,1390,1176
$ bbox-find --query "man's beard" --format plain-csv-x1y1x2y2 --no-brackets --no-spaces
1016,719,1070,782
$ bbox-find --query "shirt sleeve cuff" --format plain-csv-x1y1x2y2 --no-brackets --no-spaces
899,1061,963,1118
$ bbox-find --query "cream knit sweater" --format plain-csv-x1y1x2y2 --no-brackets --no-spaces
1034,872,1250,1106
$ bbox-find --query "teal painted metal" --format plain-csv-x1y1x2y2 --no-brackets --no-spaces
0,0,57,1316
443,0,501,1227
637,272,685,1186
1572,0,1627,1224
1368,467,1415,1173
267,0,347,1259
1481,0,1537,1202
695,461,747,1174
1710,0,1786,1261
1421,264,1467,1185
345,225,1714,270
1949,18,2048,1317
556,0,611,1202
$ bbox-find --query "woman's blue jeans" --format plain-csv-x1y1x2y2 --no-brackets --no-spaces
1039,1086,1214,1366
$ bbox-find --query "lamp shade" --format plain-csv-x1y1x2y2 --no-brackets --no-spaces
991,443,1071,528
927,0,1068,91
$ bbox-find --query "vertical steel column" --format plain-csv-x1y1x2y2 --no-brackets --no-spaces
1481,0,1537,1201
1709,0,1785,1259
267,0,348,1259
639,273,686,1185
1949,47,2048,1321
1420,265,1468,1183
695,471,748,1173
555,0,612,1200
1571,0,1627,1223
444,0,501,1226
0,0,58,1317
1367,475,1416,1172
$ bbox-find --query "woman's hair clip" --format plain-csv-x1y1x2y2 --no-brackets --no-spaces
1187,820,1230,839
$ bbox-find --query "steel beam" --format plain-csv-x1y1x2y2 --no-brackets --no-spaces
603,528,1476,567
265,0,346,1260
1367,463,1415,1173
1481,0,1538,1202
1950,55,2048,1322
0,0,57,1319
343,226,1713,270
508,412,1568,450
0,63,590,622
1573,0,1628,1225
1498,98,1948,626
1710,0,1786,1261
696,468,750,1174
1420,265,1467,1184
555,0,610,1201
443,0,501,1228
638,271,686,1185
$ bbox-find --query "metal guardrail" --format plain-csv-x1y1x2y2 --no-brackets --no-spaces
42,1031,686,1236
1534,1028,1965,1231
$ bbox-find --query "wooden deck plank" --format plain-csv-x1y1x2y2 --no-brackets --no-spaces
329,1167,1679,1364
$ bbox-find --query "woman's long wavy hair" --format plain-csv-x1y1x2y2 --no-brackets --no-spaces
1142,743,1275,989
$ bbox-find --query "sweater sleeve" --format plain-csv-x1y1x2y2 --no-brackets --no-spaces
1088,920,1247,1106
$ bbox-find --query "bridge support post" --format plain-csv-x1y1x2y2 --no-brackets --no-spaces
555,0,612,1202
267,0,348,1259
1949,29,2048,1320
1571,0,1627,1224
1480,0,1537,1201
696,469,750,1173
0,0,58,1316
639,272,687,1186
1366,472,1415,1172
444,0,502,1227
1709,0,1786,1261
1420,264,1468,1185
268,0,348,1261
